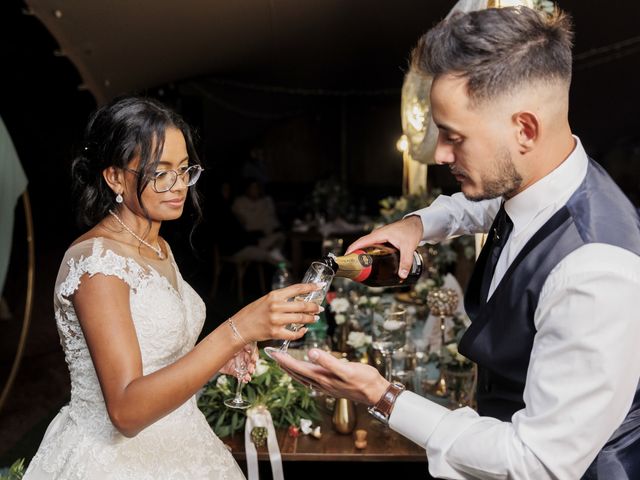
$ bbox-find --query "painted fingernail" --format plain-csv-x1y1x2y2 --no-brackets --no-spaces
318,306,325,313
308,349,320,361
399,269,409,278
313,315,320,322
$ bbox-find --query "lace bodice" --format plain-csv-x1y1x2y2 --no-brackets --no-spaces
25,237,245,479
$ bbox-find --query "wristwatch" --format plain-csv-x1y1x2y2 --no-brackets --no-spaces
367,382,405,426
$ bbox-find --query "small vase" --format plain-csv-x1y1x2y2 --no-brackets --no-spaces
335,323,351,354
332,397,357,434
442,364,475,407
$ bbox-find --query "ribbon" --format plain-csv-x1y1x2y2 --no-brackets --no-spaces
245,405,284,480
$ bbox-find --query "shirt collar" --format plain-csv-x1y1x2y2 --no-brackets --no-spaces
504,136,589,237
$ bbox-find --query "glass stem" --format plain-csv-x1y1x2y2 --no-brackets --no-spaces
233,375,245,401
384,353,393,381
279,339,291,352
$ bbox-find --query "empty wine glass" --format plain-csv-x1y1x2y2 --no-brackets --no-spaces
264,261,334,359
371,307,407,381
224,342,257,409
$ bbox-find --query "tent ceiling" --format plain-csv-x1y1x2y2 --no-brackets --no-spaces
24,1,640,105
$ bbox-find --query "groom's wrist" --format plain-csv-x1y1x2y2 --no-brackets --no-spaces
367,377,391,406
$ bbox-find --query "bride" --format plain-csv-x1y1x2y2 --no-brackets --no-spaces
24,97,321,479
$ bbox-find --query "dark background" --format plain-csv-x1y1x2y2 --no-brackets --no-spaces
1,0,639,470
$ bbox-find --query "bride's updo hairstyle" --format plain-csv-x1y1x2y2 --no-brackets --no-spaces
71,96,203,227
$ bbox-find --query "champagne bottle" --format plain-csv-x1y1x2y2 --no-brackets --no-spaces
322,243,423,287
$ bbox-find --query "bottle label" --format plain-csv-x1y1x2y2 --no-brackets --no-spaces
411,251,423,275
335,249,372,281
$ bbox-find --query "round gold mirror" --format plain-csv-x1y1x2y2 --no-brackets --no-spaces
0,191,35,414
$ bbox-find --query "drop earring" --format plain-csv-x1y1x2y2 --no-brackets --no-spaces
115,193,123,204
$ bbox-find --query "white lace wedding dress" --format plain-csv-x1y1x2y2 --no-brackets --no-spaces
24,237,246,480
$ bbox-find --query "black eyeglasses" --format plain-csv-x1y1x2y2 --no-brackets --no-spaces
125,165,203,193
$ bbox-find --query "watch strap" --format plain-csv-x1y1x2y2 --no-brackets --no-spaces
367,382,405,425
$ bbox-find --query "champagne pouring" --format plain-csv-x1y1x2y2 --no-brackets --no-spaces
264,262,334,358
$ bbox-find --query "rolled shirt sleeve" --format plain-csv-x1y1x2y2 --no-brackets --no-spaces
389,243,640,479
406,193,502,244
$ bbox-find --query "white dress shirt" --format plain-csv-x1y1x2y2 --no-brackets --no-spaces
392,137,640,479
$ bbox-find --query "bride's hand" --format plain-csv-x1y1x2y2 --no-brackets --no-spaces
229,283,324,343
219,343,258,382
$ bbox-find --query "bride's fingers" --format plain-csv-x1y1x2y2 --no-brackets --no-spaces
274,282,324,301
270,326,309,341
273,312,319,326
271,301,323,314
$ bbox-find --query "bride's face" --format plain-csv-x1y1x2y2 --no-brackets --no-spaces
122,127,190,222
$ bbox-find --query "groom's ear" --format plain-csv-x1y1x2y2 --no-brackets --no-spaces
512,110,539,154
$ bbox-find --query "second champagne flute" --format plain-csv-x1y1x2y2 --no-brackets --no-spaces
371,307,407,381
224,342,258,409
264,261,334,358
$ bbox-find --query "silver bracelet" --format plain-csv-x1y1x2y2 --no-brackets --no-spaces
227,318,247,345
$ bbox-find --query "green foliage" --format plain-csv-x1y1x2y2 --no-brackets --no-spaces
0,458,25,480
198,353,320,438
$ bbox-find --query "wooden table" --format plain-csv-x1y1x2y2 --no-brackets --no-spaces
221,400,426,462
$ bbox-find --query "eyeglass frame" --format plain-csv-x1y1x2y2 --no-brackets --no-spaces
123,164,204,193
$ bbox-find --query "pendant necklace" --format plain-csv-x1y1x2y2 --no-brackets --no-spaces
108,210,164,259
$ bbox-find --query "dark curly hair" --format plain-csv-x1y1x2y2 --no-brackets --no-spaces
71,96,203,230
411,7,573,105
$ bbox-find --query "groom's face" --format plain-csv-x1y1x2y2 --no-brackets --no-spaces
430,74,523,201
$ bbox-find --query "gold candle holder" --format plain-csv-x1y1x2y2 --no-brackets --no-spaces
426,288,459,398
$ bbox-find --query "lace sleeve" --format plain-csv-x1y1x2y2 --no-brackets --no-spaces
55,237,143,307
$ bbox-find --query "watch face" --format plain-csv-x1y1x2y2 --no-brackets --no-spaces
367,406,389,425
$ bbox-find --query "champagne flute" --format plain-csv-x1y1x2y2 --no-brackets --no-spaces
371,307,407,381
224,342,257,409
264,261,334,358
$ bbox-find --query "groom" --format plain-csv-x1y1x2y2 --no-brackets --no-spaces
274,6,640,479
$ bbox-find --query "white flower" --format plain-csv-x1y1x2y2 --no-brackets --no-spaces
369,296,381,305
358,296,369,305
415,278,436,296
395,197,408,212
330,297,350,314
278,374,292,387
288,383,296,392
383,319,404,331
446,343,469,365
455,352,468,364
216,375,231,394
347,331,372,349
335,313,346,325
446,343,459,355
300,418,313,435
254,359,269,377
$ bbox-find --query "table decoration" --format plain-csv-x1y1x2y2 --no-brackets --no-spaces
245,405,284,480
198,352,320,438
426,288,460,396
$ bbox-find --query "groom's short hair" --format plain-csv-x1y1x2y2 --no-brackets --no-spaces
411,7,574,104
